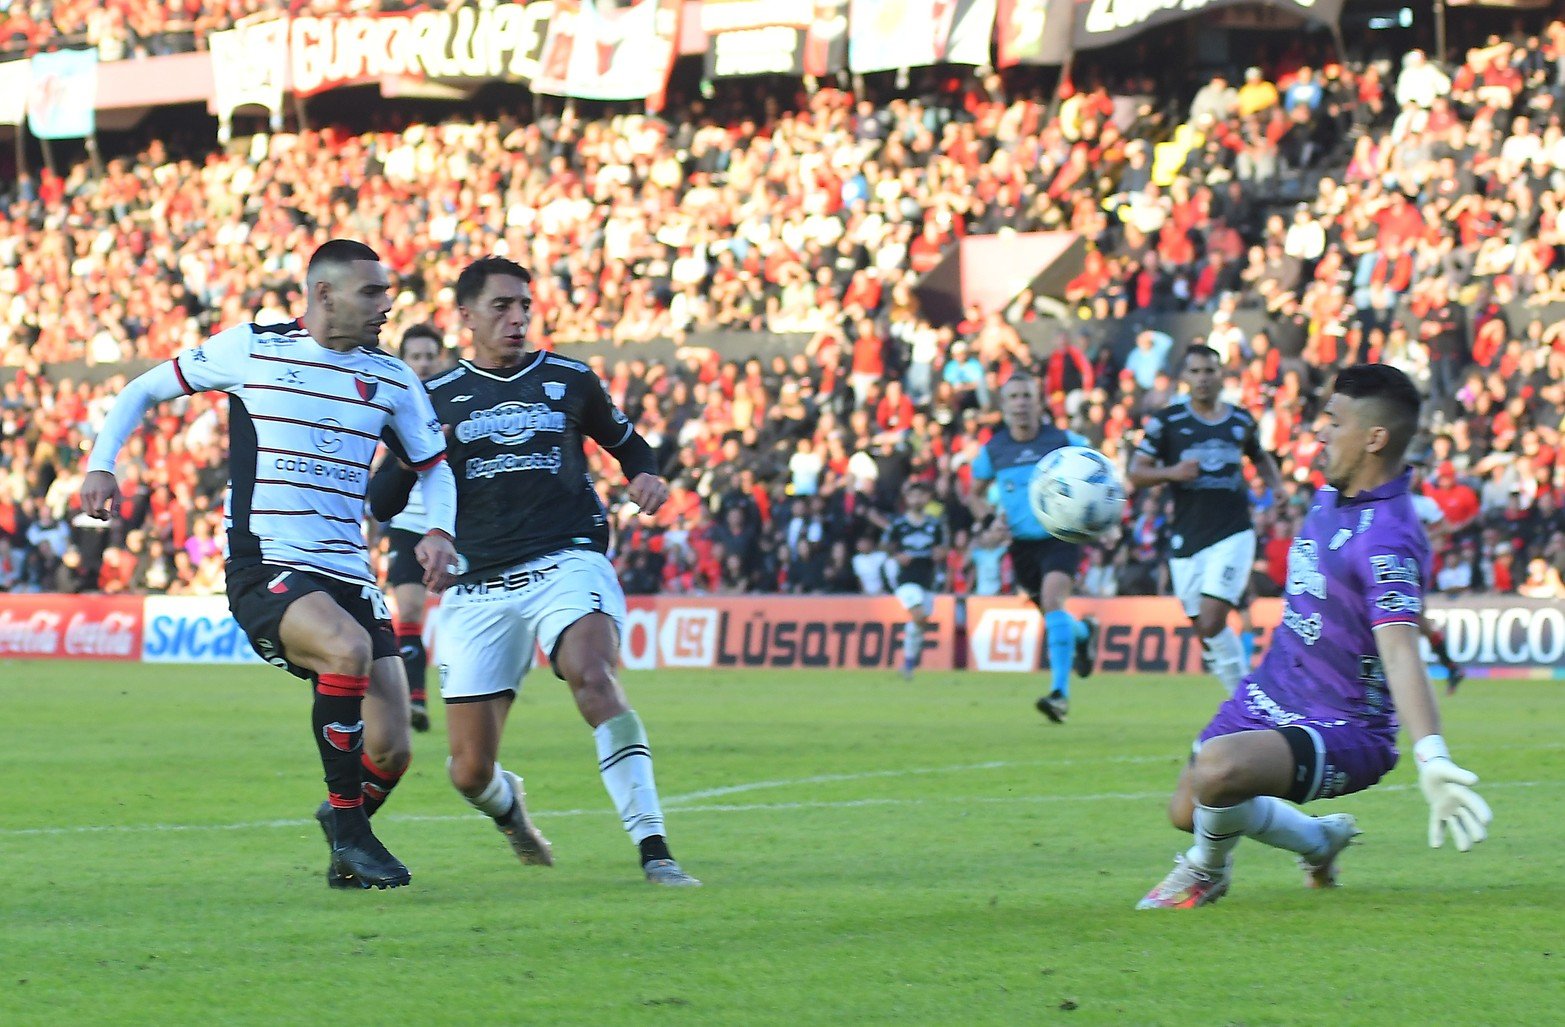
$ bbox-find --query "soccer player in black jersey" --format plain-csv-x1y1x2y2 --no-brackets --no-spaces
1129,346,1283,694
371,256,699,886
884,480,947,679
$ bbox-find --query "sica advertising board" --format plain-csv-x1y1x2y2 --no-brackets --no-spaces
141,595,268,666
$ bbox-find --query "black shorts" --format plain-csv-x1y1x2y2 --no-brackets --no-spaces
1008,537,1082,602
227,563,398,681
384,528,426,589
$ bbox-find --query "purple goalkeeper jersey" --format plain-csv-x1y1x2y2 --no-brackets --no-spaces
1252,471,1430,733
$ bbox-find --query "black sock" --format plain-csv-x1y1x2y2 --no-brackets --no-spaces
639,835,672,865
314,673,369,808
397,629,428,704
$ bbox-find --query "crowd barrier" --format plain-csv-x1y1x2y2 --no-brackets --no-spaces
1,593,1561,679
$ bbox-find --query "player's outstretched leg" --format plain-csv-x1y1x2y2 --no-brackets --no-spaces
455,762,555,866
595,710,700,886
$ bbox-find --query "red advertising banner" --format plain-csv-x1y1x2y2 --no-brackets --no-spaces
0,594,145,661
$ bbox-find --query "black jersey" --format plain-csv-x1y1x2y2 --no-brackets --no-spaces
883,514,945,589
1136,402,1265,558
426,352,637,578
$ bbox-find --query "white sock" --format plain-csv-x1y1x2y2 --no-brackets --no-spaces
1205,628,1247,695
460,761,517,820
1187,801,1255,871
903,621,924,666
1244,796,1328,857
594,710,666,844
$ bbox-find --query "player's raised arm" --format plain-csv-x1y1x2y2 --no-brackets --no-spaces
82,329,250,518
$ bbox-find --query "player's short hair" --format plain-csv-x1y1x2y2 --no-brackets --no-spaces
999,371,1040,394
398,323,443,356
1331,363,1422,461
455,256,533,309
1182,344,1221,367
307,239,380,283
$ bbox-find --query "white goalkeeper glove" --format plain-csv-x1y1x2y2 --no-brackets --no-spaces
1414,735,1492,852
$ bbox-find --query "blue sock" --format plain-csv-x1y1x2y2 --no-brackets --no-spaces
1045,609,1076,698
1240,630,1256,668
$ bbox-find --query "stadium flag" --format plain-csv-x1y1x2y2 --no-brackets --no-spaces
995,0,1071,67
701,0,847,79
26,49,97,140
0,59,29,126
848,0,998,74
533,0,682,107
1070,0,1345,51
209,20,289,143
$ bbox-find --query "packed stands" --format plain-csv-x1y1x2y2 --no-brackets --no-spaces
2,22,1563,602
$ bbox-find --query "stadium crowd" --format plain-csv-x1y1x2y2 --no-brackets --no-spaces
2,25,1565,602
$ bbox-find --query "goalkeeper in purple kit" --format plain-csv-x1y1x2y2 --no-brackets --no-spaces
1137,364,1492,909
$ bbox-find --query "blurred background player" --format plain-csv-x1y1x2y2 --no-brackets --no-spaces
884,479,946,679
1129,346,1282,695
1408,459,1466,694
969,374,1098,722
80,240,457,890
372,256,699,886
1137,364,1491,910
374,323,451,732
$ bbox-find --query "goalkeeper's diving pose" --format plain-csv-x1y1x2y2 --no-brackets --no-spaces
1136,364,1492,909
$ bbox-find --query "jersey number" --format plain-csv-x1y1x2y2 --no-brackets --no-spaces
362,586,392,622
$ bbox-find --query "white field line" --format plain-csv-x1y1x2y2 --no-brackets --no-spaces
0,761,1546,840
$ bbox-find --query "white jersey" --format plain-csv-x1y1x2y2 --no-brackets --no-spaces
170,321,446,585
387,479,432,535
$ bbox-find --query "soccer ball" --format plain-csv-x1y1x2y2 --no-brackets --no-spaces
1027,446,1127,544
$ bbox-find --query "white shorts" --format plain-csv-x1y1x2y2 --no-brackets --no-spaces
1168,529,1255,618
894,582,935,617
436,549,626,702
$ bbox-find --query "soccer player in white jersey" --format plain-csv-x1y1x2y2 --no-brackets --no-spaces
1130,345,1282,695
374,324,451,732
371,257,699,886
80,240,458,890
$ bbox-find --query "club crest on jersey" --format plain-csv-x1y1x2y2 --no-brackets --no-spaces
354,373,379,402
543,381,566,401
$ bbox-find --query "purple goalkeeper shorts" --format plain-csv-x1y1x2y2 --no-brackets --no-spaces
1196,680,1399,804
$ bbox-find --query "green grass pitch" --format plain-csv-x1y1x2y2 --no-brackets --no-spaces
2,662,1561,1025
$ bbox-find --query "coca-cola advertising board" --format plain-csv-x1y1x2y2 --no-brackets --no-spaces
0,594,144,661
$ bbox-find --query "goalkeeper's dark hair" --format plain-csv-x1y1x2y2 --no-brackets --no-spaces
455,256,533,309
1331,363,1423,462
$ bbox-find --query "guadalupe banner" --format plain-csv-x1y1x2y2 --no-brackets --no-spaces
287,2,553,97
1071,0,1345,51
533,0,681,106
848,0,999,73
701,0,847,78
